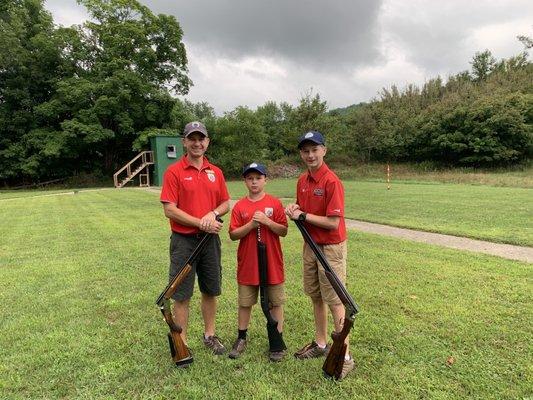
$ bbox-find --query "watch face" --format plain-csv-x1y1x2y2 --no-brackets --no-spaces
298,213,306,221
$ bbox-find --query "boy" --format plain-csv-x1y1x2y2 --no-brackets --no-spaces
228,162,288,362
285,131,354,380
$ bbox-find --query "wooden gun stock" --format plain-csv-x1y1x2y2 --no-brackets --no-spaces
322,311,355,380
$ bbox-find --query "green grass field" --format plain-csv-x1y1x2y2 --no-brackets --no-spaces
226,179,533,246
0,189,531,399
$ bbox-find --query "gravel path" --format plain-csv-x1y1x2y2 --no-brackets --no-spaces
345,219,532,263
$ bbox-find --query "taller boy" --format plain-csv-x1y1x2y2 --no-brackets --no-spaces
285,131,354,380
160,121,230,356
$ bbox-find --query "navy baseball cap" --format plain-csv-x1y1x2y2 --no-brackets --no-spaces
183,121,208,137
297,131,325,148
242,162,267,177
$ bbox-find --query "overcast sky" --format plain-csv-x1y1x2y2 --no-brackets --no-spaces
45,0,532,114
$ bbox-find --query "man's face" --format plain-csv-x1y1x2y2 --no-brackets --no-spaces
183,132,209,158
244,172,267,195
299,143,326,171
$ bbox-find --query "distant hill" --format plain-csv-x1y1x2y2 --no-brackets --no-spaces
329,102,367,116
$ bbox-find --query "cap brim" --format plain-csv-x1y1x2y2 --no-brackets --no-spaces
184,130,208,137
242,167,267,177
298,138,324,148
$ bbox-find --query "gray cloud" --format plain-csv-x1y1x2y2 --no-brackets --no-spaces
142,0,384,69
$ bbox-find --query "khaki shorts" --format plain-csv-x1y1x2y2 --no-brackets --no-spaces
303,241,347,305
238,283,286,307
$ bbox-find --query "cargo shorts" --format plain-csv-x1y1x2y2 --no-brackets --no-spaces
168,232,222,301
302,240,347,305
238,283,286,307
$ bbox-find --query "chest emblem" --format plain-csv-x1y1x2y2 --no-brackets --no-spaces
264,207,273,217
205,169,216,182
313,188,324,196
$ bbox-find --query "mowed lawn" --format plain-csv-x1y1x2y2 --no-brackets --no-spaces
227,179,533,246
0,189,531,399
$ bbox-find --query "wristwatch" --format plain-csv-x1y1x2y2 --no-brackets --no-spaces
212,210,220,217
298,212,307,221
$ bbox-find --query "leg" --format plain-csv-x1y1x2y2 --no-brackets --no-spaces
270,305,284,332
173,299,190,344
329,302,349,356
201,292,217,337
312,297,328,346
238,305,252,330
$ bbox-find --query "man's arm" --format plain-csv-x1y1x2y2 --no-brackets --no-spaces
163,202,222,234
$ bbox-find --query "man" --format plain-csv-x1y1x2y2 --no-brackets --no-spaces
160,121,230,356
285,131,354,380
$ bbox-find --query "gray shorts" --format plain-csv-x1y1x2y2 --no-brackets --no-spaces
169,232,222,301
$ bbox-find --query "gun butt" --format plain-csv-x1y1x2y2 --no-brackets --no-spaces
167,331,193,368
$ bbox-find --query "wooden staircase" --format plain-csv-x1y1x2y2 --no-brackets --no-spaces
113,151,154,188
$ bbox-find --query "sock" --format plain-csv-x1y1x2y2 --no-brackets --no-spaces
345,354,352,361
317,342,327,349
238,329,247,340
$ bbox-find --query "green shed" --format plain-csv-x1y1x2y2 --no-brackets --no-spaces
150,135,183,186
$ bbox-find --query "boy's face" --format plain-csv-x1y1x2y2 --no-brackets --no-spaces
299,143,326,171
244,172,267,195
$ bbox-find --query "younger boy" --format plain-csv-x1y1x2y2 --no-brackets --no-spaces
228,162,288,362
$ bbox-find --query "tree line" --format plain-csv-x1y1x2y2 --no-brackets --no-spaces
1,0,531,185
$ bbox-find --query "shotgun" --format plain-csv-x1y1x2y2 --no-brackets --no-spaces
257,226,287,352
156,218,221,368
294,219,359,380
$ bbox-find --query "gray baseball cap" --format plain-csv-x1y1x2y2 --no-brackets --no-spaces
183,121,208,137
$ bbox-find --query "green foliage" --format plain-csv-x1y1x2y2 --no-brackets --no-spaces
0,0,189,184
211,106,268,176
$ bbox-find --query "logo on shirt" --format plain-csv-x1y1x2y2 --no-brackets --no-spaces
205,169,216,182
332,209,341,213
313,188,324,196
241,212,249,219
184,176,192,181
264,207,273,217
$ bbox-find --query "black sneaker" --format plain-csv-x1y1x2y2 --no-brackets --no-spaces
203,335,226,355
269,349,286,362
228,338,247,359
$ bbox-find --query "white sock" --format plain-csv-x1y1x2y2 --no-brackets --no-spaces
345,355,352,361
317,342,327,349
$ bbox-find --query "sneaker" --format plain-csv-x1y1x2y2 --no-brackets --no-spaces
294,341,330,359
338,357,355,380
269,349,286,362
203,335,226,355
228,338,247,359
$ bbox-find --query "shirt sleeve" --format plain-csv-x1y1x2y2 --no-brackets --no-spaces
325,178,344,217
218,170,230,203
274,198,288,226
160,168,179,204
229,201,243,232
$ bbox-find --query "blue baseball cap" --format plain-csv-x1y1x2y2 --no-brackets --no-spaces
297,131,325,148
242,162,267,177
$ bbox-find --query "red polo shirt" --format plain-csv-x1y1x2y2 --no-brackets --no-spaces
160,155,230,234
230,194,287,285
296,162,346,244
